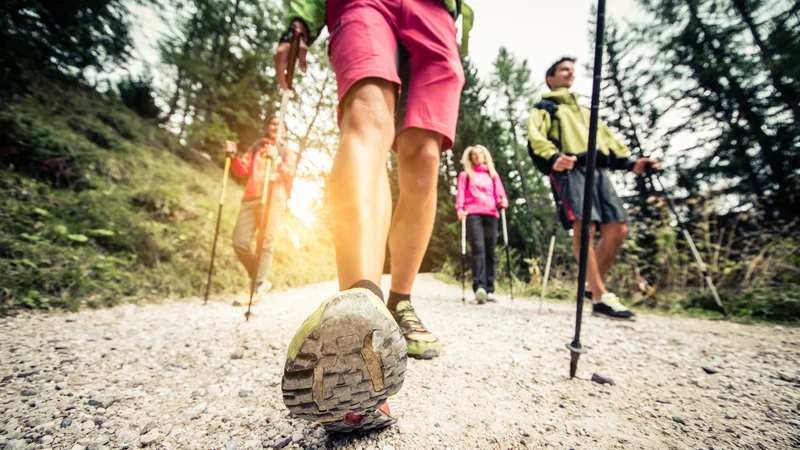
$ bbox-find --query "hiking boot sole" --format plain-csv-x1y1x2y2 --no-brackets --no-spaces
281,289,407,433
408,348,440,360
591,311,637,321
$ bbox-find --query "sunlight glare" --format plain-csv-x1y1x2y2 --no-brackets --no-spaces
288,178,322,228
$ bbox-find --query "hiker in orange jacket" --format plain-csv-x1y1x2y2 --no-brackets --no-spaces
225,116,297,305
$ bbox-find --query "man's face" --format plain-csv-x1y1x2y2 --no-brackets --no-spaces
547,60,575,90
265,118,280,139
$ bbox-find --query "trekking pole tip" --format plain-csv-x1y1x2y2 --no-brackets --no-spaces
565,342,586,379
569,352,580,379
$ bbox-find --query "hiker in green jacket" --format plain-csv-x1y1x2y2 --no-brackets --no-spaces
528,57,660,321
274,0,473,433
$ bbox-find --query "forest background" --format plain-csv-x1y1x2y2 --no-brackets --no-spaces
1,0,798,320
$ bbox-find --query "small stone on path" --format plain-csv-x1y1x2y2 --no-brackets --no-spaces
5,440,27,450
591,373,615,385
140,429,161,446
273,436,292,449
88,397,116,408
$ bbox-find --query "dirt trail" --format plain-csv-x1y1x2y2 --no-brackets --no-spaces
1,274,798,449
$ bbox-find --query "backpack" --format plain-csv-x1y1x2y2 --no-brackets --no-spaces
527,99,563,175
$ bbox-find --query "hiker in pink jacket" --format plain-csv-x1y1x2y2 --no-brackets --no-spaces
456,145,509,304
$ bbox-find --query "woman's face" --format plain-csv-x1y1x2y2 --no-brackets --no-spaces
470,149,486,165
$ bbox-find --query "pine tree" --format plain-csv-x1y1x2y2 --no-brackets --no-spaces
635,0,800,219
0,0,134,88
159,0,283,153
489,48,552,258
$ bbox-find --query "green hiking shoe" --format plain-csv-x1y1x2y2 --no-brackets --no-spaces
391,300,442,360
592,292,636,321
281,288,407,433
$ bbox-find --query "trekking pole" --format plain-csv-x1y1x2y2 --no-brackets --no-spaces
203,151,233,305
500,208,513,302
461,218,466,303
648,170,726,315
567,0,606,379
245,28,302,322
540,172,569,314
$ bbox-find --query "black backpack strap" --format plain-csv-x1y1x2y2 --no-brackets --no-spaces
532,99,562,151
529,99,562,175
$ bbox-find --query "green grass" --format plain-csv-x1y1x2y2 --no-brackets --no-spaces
435,259,798,323
0,78,336,311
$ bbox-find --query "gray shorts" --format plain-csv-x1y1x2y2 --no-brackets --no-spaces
550,165,628,230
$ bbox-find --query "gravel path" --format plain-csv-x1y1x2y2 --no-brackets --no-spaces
1,274,798,450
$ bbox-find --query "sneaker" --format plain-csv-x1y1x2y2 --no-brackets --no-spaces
232,281,271,306
281,288,407,433
486,292,497,303
592,293,636,320
256,280,273,297
391,300,442,360
475,287,487,304
584,288,594,301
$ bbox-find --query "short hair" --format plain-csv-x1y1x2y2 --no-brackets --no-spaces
545,57,576,88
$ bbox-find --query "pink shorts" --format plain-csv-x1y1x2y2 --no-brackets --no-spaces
326,0,465,150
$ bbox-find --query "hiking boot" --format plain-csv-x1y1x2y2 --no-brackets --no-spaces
391,300,442,360
232,281,271,307
486,292,497,303
281,288,407,433
475,287,487,304
592,293,636,320
256,280,273,298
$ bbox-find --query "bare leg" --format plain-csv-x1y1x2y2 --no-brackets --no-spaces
572,220,606,299
330,79,397,290
596,222,628,279
388,127,443,297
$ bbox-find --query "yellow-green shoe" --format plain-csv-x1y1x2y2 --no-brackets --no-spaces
391,300,442,360
281,288,407,433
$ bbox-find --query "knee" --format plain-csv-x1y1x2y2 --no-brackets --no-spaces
232,235,249,254
609,223,629,243
261,233,276,252
341,80,395,140
399,136,441,171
